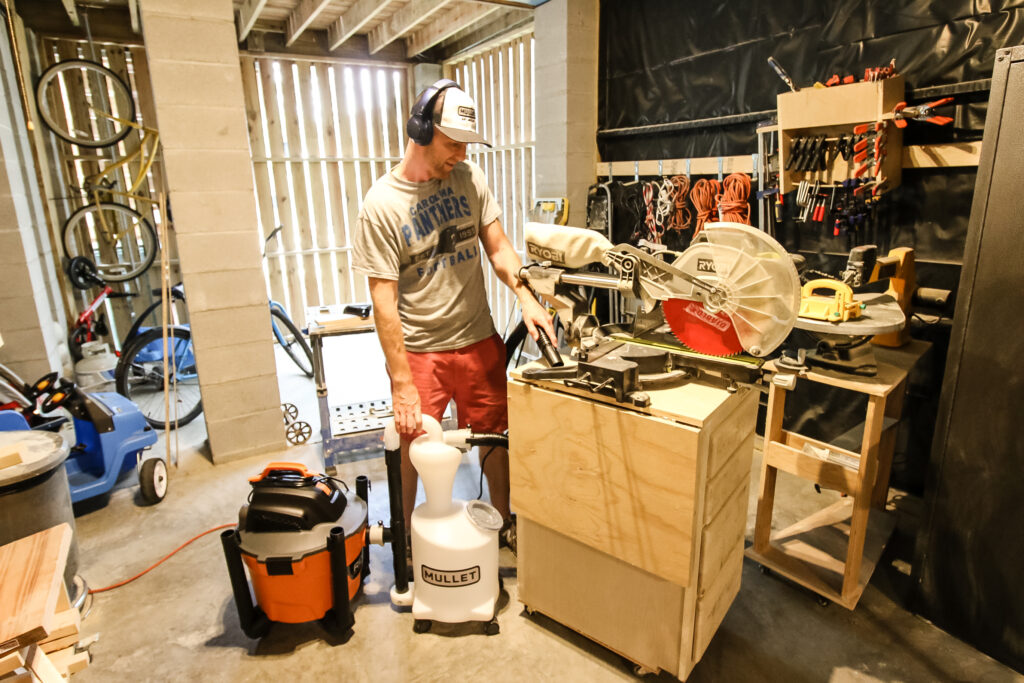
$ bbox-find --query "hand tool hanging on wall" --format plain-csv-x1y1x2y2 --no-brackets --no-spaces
891,97,955,127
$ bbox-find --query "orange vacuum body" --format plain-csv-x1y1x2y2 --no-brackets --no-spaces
223,462,368,634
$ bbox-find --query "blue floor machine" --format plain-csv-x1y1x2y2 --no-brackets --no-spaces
0,365,162,504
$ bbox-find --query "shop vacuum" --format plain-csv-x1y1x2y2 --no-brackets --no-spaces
221,417,509,640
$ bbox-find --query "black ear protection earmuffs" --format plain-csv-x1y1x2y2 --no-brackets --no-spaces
406,78,459,146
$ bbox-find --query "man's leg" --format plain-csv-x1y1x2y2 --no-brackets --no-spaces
402,348,455,527
480,446,510,519
453,334,511,520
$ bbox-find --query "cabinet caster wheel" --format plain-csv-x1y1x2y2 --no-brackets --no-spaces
413,619,432,633
816,596,831,608
484,619,500,636
632,663,655,677
758,564,771,576
522,605,535,616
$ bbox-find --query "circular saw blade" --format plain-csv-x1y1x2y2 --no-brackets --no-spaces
663,298,744,356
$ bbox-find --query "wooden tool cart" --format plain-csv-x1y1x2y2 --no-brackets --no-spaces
508,367,758,678
746,340,930,609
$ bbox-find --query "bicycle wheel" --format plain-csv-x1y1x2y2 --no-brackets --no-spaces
115,326,203,429
35,59,135,148
63,203,157,282
270,308,314,378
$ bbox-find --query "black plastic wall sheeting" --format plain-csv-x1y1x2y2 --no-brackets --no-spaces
595,1,1021,500
598,0,1024,157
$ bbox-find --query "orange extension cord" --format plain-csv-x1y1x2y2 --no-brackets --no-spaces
88,523,235,595
669,174,692,231
717,172,752,225
690,178,721,234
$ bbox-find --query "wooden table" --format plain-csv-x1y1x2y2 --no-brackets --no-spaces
746,340,930,609
509,366,758,678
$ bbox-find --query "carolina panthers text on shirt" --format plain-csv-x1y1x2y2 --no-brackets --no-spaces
401,186,472,247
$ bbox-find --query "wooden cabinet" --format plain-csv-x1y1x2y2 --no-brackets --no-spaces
508,374,757,678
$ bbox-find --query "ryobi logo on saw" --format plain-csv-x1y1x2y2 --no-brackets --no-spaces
526,242,566,265
421,564,481,588
697,258,717,273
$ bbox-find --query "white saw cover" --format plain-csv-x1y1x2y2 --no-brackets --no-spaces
524,222,614,268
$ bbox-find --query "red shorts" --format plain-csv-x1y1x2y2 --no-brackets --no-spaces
405,334,508,433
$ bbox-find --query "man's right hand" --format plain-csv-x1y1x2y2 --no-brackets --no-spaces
392,379,423,438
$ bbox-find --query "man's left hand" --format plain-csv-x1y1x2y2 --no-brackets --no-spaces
519,292,557,342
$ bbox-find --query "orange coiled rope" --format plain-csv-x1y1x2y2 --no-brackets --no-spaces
717,172,752,225
690,178,721,234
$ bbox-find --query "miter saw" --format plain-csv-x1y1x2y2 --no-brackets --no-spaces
518,221,803,404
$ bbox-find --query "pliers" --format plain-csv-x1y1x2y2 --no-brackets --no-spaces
892,97,954,128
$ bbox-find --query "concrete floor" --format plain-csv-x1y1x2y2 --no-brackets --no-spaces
65,334,1023,682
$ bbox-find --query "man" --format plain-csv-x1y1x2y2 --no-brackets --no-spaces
352,80,554,552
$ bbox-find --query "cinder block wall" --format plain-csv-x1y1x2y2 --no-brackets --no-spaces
534,0,599,228
0,25,67,382
139,0,282,461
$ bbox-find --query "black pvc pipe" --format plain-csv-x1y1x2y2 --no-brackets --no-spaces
220,529,269,639
384,446,410,593
355,475,370,581
325,526,355,635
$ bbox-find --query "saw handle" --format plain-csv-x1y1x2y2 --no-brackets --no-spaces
536,327,564,367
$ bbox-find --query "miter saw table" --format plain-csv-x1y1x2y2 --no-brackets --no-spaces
509,361,759,678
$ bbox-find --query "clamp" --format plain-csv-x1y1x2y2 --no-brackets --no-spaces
892,97,954,128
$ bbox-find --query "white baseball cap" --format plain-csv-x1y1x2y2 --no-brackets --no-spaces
434,88,491,147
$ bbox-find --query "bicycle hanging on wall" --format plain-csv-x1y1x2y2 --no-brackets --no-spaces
35,58,160,282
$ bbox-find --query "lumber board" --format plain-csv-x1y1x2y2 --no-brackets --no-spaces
47,646,89,676
37,609,78,645
279,61,318,325
296,60,330,315
259,59,307,328
692,543,743,663
242,58,288,313
0,649,25,677
0,525,72,654
0,443,25,471
39,633,78,654
23,645,62,683
406,2,502,58
331,64,366,303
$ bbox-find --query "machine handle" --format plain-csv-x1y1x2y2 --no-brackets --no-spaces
801,278,854,301
249,461,312,483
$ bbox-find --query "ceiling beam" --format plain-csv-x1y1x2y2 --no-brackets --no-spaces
285,0,333,46
326,0,397,50
406,3,503,58
60,0,80,27
236,0,269,41
437,9,532,61
128,0,140,33
368,0,456,55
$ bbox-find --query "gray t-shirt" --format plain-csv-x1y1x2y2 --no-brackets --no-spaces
352,160,502,351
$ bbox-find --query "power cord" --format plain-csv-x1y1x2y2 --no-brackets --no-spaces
717,173,752,224
476,446,497,500
89,523,235,594
691,178,721,234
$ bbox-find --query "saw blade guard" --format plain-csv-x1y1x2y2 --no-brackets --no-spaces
672,222,801,356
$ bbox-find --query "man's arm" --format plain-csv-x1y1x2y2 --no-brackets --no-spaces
367,277,421,437
479,218,556,341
